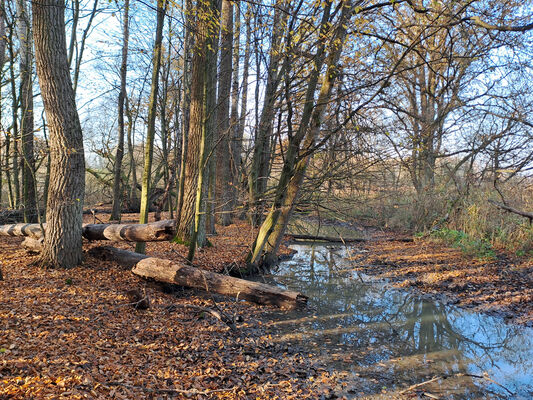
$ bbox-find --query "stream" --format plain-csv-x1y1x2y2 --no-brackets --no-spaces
260,244,533,399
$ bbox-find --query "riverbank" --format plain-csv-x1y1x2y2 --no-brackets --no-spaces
1,212,531,398
349,236,533,327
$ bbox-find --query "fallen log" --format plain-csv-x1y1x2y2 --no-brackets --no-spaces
289,234,413,243
88,246,307,309
0,223,44,238
87,245,148,267
82,220,176,242
290,234,366,243
132,257,308,309
0,220,176,242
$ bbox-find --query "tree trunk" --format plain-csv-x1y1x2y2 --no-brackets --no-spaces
248,0,288,225
175,0,193,226
32,0,85,268
111,0,130,221
8,23,20,209
186,0,220,259
125,97,139,210
203,2,220,238
235,5,251,215
17,0,37,223
136,0,166,254
248,0,351,267
176,0,216,242
215,0,234,226
229,1,240,214
0,0,6,207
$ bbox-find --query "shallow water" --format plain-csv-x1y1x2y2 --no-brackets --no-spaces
260,244,533,399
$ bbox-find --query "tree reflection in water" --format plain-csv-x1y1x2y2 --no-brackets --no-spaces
261,245,533,399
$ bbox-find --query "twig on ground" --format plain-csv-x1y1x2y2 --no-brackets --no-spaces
398,376,441,394
166,303,237,331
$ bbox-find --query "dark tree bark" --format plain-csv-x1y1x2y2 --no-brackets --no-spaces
32,0,85,268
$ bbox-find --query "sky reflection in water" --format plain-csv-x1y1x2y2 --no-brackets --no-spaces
261,244,533,399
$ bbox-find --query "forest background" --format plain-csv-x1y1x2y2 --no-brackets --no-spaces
0,0,532,268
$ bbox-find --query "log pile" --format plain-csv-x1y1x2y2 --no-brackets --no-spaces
0,220,176,251
1,221,308,309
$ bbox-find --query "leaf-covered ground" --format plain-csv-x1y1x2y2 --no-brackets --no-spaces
350,238,533,327
1,212,532,399
0,213,345,399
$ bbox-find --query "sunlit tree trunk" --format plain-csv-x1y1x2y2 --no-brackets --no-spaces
33,0,85,268
111,0,130,221
249,0,351,267
215,0,233,226
135,0,166,254
248,0,288,225
179,0,219,252
176,0,193,225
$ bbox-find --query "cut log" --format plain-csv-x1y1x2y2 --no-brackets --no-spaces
21,237,44,252
0,223,44,238
82,220,176,242
132,257,308,309
0,220,176,242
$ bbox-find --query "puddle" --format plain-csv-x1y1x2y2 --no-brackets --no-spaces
259,244,533,399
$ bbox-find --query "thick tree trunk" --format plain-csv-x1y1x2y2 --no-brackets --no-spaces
17,0,37,223
136,0,166,254
176,0,217,242
111,0,130,221
0,220,176,242
33,0,85,268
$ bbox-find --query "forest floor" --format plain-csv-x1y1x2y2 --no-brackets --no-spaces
0,211,531,399
349,231,533,327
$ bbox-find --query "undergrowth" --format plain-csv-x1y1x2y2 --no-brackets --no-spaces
429,228,496,260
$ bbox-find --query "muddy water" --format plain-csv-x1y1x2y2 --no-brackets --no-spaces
260,244,533,399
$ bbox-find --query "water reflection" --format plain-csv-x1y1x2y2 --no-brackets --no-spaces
261,245,533,399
